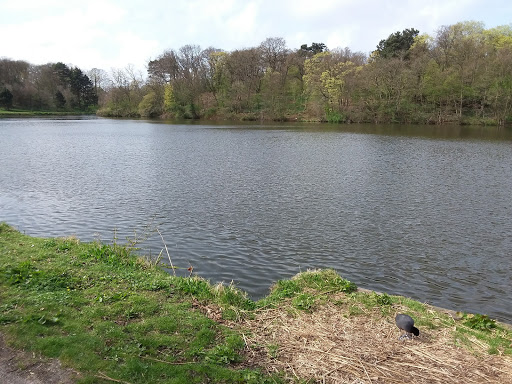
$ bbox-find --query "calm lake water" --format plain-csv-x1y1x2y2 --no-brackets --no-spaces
1,117,511,322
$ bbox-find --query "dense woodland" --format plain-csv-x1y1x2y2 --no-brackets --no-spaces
1,21,512,125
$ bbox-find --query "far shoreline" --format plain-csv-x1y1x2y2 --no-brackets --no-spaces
2,108,511,127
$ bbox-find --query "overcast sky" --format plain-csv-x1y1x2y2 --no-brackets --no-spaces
1,0,511,72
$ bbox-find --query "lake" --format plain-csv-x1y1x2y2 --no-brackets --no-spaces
1,117,511,322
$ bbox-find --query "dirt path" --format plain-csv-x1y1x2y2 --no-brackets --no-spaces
0,334,80,384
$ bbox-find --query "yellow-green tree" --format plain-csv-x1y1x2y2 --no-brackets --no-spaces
304,51,361,121
163,84,176,113
138,91,162,117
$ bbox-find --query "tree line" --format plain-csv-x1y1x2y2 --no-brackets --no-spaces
2,21,512,125
0,61,97,112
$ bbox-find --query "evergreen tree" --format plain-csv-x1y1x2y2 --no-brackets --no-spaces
375,28,420,59
0,87,13,109
54,90,66,109
53,63,98,110
300,42,328,56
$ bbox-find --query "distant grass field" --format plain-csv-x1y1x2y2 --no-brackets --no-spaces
0,108,93,116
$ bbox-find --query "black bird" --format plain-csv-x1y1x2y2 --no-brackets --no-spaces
395,313,420,340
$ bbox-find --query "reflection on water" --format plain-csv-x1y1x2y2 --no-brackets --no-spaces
1,117,512,322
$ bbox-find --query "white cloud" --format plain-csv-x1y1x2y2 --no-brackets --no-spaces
225,2,260,46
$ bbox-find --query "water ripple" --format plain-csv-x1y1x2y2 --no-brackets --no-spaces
1,118,512,322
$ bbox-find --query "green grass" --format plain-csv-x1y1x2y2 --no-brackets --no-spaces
0,108,94,116
0,223,277,383
257,269,357,310
1,223,511,384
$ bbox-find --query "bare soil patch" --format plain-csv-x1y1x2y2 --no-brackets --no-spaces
0,334,80,384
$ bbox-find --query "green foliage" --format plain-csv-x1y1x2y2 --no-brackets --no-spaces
182,103,199,119
42,239,58,249
87,243,136,267
1,260,36,285
171,276,212,296
4,21,512,123
54,90,66,109
293,269,358,293
461,313,497,331
272,279,302,298
300,42,327,55
356,291,394,307
375,28,419,59
138,91,162,117
267,344,279,359
53,62,97,110
97,102,140,118
325,108,344,123
23,313,61,326
347,291,394,315
258,270,357,309
216,284,256,311
0,261,78,291
0,87,13,109
204,333,245,364
163,83,176,113
373,292,392,306
169,277,256,313
292,293,316,311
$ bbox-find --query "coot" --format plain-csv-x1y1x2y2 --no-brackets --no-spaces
395,313,419,339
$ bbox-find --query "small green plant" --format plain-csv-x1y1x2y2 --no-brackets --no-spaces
213,283,256,311
267,344,280,359
292,293,316,311
325,108,344,123
461,313,497,331
1,261,79,291
373,292,392,306
24,313,61,326
88,243,135,267
274,280,301,297
96,292,129,304
171,276,212,296
348,304,364,316
333,299,344,306
204,334,244,364
1,261,37,285
42,239,57,248
56,240,74,253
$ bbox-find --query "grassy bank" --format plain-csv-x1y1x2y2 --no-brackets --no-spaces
0,108,94,117
0,223,270,383
1,223,511,383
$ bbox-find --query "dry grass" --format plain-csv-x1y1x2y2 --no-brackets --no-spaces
234,297,512,384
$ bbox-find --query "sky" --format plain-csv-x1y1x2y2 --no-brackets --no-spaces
1,0,511,73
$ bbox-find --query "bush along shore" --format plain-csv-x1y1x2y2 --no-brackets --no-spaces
1,222,511,384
